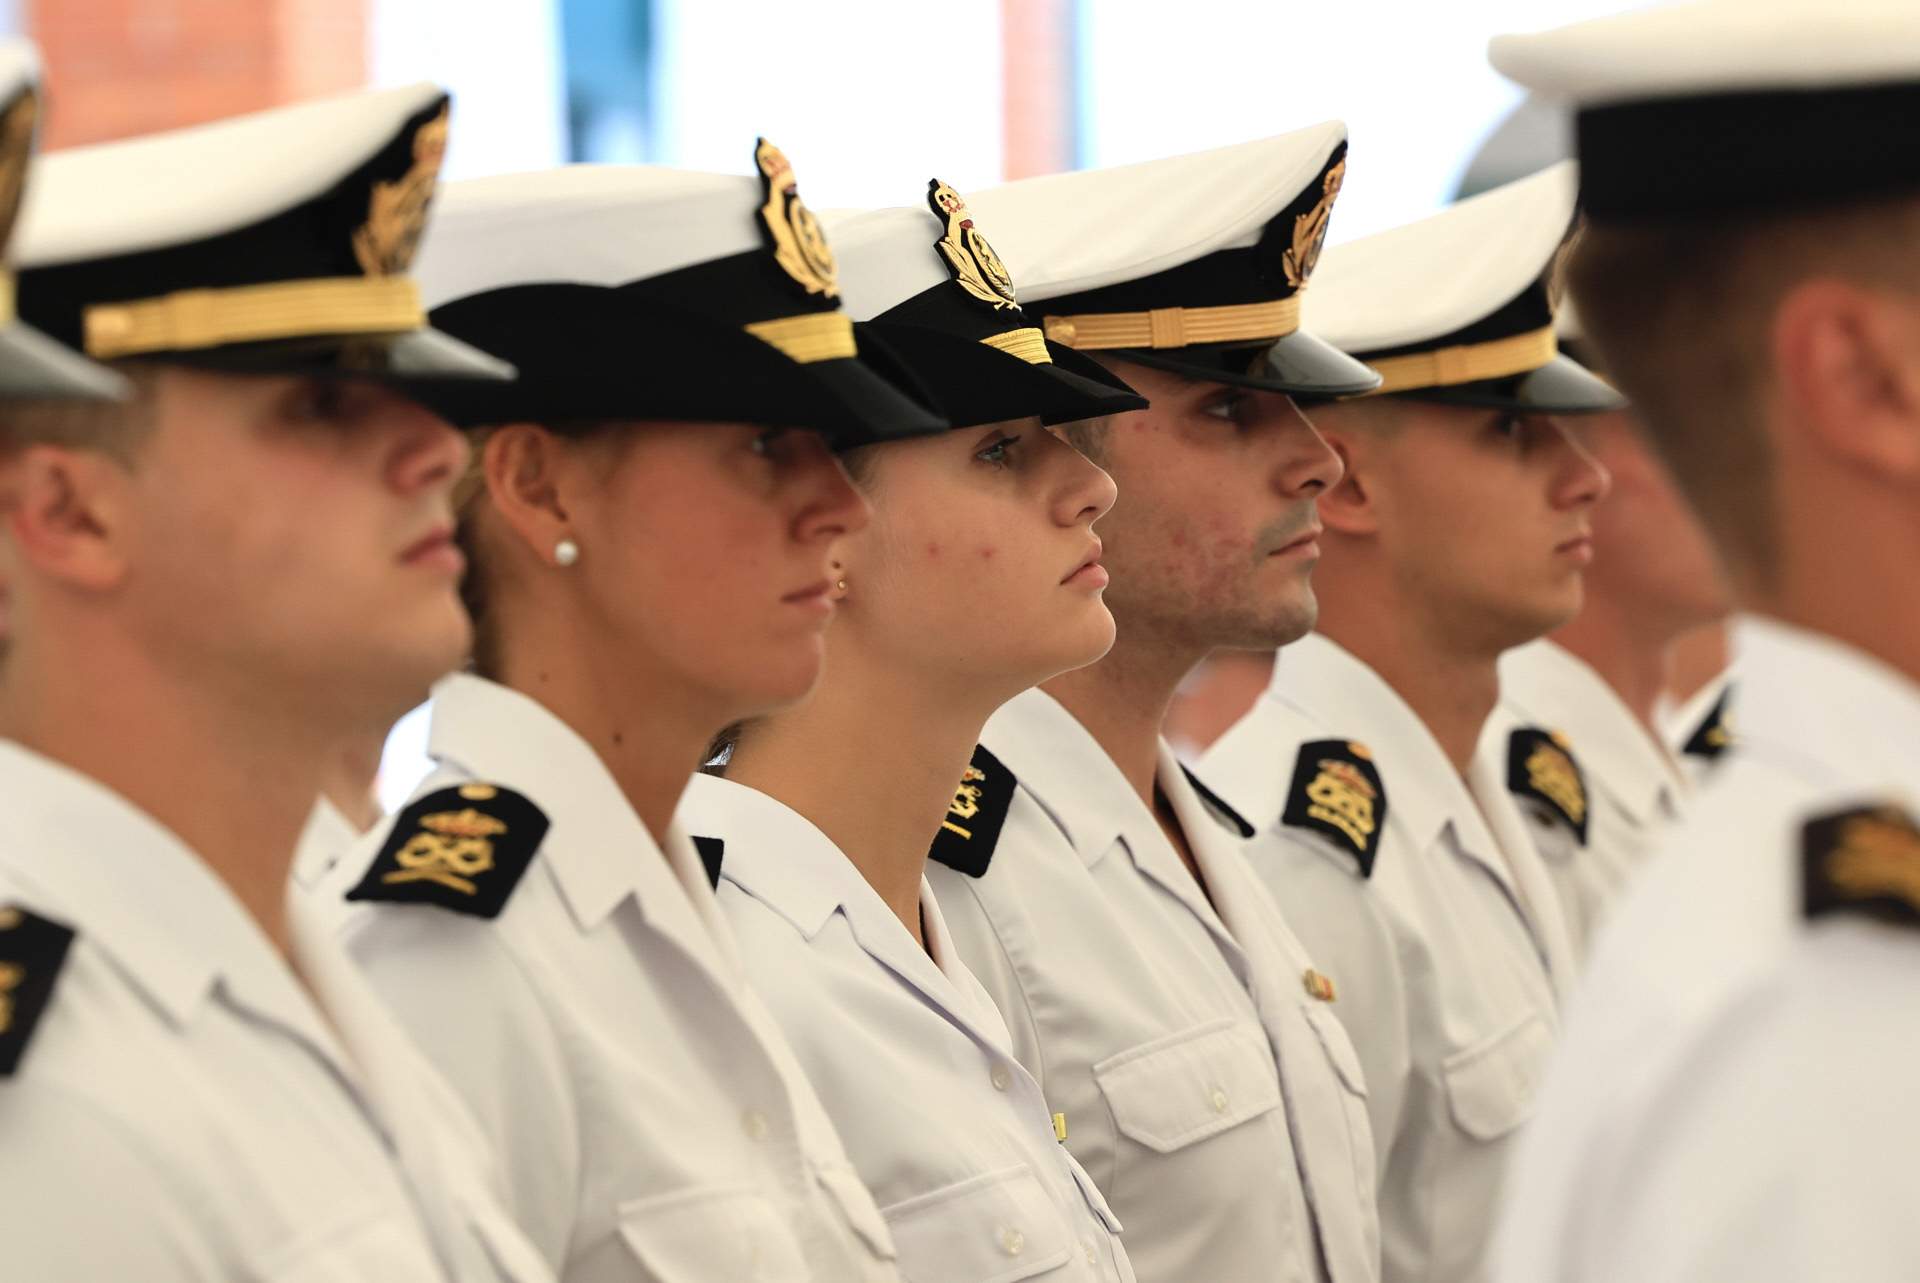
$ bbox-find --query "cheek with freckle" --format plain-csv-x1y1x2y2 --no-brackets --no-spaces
925,541,941,560
977,546,996,561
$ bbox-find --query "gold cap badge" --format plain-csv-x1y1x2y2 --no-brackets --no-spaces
928,178,1019,312
755,138,838,300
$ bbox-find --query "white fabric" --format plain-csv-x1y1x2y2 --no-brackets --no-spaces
414,164,778,306
679,772,1136,1283
960,124,1347,303
1304,162,1575,355
0,39,37,107
311,674,901,1283
928,687,1381,1283
0,740,548,1283
1484,639,1690,958
18,82,447,268
1490,616,1920,1283
1198,632,1573,1283
1660,664,1736,789
1490,0,1920,106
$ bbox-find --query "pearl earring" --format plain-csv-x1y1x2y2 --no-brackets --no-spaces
554,537,580,567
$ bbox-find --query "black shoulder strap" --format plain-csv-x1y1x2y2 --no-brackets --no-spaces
1181,764,1255,838
1804,804,1920,927
1281,739,1387,878
928,745,1016,878
1506,727,1591,845
0,906,75,1077
692,836,726,890
346,783,549,918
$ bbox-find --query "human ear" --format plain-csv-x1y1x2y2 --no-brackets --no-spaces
1311,430,1380,537
1774,279,1920,482
479,424,583,568
1,446,133,593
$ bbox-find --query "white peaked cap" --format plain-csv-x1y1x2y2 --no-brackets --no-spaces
960,123,1348,303
1307,161,1577,355
414,165,775,308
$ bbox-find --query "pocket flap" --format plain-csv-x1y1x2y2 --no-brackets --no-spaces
815,1161,899,1262
882,1164,1073,1283
617,1186,810,1282
1303,1003,1369,1098
1094,1018,1282,1154
1442,1011,1554,1141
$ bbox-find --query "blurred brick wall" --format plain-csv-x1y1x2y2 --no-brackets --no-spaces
28,0,368,149
1000,0,1074,180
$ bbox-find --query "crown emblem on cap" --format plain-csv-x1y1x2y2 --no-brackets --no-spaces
0,89,37,252
928,178,1019,312
755,138,839,300
353,103,449,277
1281,156,1345,290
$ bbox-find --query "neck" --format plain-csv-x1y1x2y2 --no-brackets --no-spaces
322,733,391,834
496,636,713,846
725,659,997,945
1314,595,1500,775
0,632,348,957
1041,627,1204,811
1547,592,1683,734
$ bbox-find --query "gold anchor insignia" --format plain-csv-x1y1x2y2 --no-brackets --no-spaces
1525,739,1587,827
1282,157,1345,290
1822,810,1920,912
383,805,505,895
928,179,1019,311
0,89,38,250
755,138,839,300
941,765,988,838
1305,753,1378,852
353,104,450,277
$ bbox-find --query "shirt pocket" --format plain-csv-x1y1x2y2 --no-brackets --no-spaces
616,1185,811,1283
1093,1017,1283,1152
882,1163,1075,1283
1441,1010,1555,1141
813,1160,901,1262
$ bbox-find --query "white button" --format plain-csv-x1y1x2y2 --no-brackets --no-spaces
990,1064,1012,1092
1209,1086,1230,1114
742,1109,770,1141
999,1226,1026,1257
1084,1240,1099,1266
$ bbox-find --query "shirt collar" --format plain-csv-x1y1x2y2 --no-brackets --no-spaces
1499,639,1688,822
1215,632,1468,855
0,741,321,1030
1733,616,1920,799
679,773,850,939
980,687,1154,866
424,673,679,933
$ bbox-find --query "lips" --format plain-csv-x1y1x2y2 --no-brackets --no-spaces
1062,538,1104,584
782,579,833,604
400,523,456,564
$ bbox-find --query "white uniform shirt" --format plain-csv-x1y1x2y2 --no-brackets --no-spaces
1199,633,1574,1283
927,687,1380,1283
313,674,901,1283
1660,665,1735,789
679,773,1136,1283
1485,639,1690,958
1491,618,1920,1283
0,741,552,1283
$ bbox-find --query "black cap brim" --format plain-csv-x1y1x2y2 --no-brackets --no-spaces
798,331,953,448
168,326,516,393
0,321,132,400
854,322,1147,431
1392,354,1626,415
1109,328,1381,397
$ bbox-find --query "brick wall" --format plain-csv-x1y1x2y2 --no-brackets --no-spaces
28,0,368,149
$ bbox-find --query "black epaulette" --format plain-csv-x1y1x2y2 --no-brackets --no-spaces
692,836,725,890
1803,803,1920,926
1682,686,1735,761
1182,765,1254,838
0,906,75,1077
1281,740,1387,878
346,783,549,918
1507,727,1590,846
928,745,1015,878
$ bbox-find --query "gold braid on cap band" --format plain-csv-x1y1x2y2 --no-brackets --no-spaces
0,273,14,327
83,276,426,359
744,311,857,364
1360,326,1559,397
1040,297,1300,351
980,327,1052,366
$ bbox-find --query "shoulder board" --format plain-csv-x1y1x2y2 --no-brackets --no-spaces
1282,740,1387,878
692,835,725,890
1682,686,1735,760
928,744,1016,878
1507,727,1590,845
346,783,549,919
0,906,76,1077
1181,764,1254,839
1803,803,1920,927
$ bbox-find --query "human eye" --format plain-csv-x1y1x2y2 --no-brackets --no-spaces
1201,391,1254,425
975,431,1022,468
